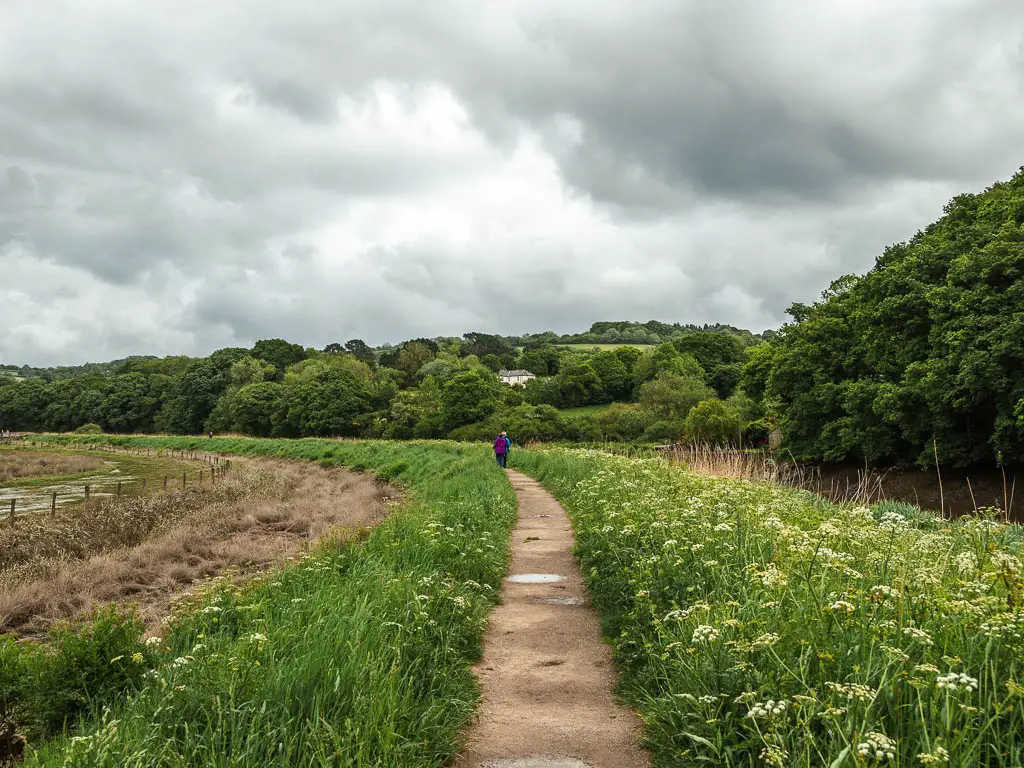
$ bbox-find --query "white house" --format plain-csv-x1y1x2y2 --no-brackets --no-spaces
498,369,537,386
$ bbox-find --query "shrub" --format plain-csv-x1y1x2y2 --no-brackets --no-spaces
73,424,103,435
683,398,742,445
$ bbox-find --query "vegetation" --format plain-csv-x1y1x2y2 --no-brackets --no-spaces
7,436,516,767
749,167,1024,468
514,448,1024,767
0,327,763,448
0,451,103,484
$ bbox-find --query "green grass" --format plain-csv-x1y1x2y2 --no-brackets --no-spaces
559,343,654,351
557,402,627,417
512,448,1024,767
18,435,517,767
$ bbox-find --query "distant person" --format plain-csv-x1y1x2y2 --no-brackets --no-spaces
493,432,509,468
501,431,511,460
208,431,213,439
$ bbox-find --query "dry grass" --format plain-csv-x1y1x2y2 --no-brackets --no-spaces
664,444,888,505
0,452,104,483
0,459,393,636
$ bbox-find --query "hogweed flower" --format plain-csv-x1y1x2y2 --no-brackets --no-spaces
936,672,978,692
746,699,787,719
902,627,934,646
917,746,949,765
856,732,896,761
692,625,719,643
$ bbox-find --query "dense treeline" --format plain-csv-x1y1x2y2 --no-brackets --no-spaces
746,167,1024,467
0,329,765,446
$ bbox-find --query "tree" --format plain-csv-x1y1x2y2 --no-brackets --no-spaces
461,332,513,359
589,352,630,401
441,370,501,430
556,363,605,408
232,381,282,436
518,345,563,377
345,339,376,365
684,399,743,445
638,372,715,421
761,166,1024,466
155,348,248,433
252,339,307,373
674,332,747,397
275,369,370,437
395,342,436,381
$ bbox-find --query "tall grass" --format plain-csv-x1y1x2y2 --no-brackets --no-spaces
513,448,1024,767
15,436,516,767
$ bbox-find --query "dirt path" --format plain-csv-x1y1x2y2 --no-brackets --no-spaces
455,470,649,768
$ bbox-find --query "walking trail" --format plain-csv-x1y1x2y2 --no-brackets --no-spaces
454,470,650,768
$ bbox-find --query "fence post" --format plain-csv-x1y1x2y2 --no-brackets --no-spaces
9,498,14,524
52,492,57,514
116,481,122,496
142,478,147,492
182,472,187,489
164,476,168,490
85,485,90,501
199,469,204,485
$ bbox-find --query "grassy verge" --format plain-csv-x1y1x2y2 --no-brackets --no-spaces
10,436,516,767
512,448,1024,767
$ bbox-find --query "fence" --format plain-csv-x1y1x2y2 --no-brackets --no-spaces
3,445,233,525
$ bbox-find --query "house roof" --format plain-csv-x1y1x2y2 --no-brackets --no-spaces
498,369,536,377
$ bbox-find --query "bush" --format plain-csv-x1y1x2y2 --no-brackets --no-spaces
639,420,684,444
684,399,742,445
73,424,103,435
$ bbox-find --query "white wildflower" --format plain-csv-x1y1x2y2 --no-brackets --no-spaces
936,672,978,692
856,732,896,761
692,625,719,644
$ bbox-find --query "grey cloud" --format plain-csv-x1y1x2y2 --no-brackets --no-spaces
1,0,1023,365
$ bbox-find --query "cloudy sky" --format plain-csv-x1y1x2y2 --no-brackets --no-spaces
2,0,1022,365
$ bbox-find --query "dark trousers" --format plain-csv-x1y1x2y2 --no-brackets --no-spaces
496,453,507,468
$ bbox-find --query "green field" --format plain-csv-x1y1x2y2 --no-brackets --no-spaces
557,402,625,417
559,343,655,351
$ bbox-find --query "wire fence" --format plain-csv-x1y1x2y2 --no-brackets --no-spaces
2,444,233,524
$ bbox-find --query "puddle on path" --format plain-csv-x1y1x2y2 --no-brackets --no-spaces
530,596,586,606
507,573,566,584
483,760,593,768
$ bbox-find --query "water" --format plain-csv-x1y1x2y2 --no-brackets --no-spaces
0,471,138,516
507,574,567,584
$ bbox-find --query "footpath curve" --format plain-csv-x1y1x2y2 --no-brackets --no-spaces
454,470,650,768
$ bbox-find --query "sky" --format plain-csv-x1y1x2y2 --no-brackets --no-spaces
1,0,1023,366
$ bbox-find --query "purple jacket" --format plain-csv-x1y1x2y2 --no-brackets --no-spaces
493,437,507,454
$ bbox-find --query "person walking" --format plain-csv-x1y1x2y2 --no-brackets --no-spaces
493,432,509,468
501,431,511,461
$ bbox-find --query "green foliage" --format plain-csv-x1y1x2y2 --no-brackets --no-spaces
441,371,500,430
24,436,517,768
638,419,684,444
516,345,563,377
73,423,103,435
1,606,156,749
673,331,747,398
588,351,631,401
251,339,308,372
514,450,1024,766
637,372,715,421
683,398,742,445
555,362,606,408
762,168,1024,467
